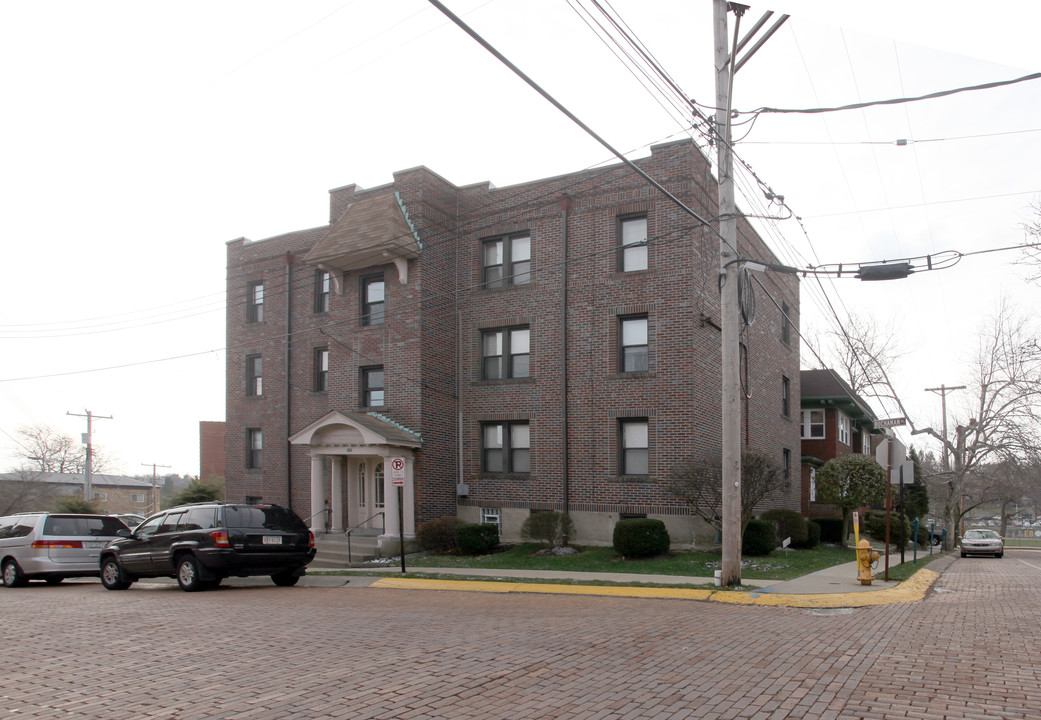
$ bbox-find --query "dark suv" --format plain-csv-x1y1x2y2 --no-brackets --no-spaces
99,502,315,592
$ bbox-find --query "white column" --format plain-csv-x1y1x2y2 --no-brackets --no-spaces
383,459,399,538
309,455,326,533
330,456,344,533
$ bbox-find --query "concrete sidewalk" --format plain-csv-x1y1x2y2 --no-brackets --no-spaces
305,551,955,608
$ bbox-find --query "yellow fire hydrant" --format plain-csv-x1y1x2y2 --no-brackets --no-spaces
856,539,880,585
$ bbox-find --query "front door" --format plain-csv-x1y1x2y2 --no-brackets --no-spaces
352,460,386,532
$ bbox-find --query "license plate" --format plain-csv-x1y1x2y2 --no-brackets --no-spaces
262,536,282,545
84,541,105,549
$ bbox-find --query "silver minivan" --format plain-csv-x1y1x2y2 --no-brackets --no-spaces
0,513,130,587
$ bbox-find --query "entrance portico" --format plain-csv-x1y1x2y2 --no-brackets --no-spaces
289,411,422,550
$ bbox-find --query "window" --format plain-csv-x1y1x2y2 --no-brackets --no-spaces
357,463,366,506
314,270,330,313
838,413,851,446
247,281,264,323
247,428,263,469
862,431,871,455
618,215,648,272
481,422,530,474
481,507,502,534
782,376,790,416
781,302,790,346
619,418,649,475
482,233,531,288
314,347,329,392
246,355,262,396
93,492,108,502
361,366,384,407
362,275,385,326
801,410,824,439
783,448,792,481
374,463,385,508
482,326,530,379
130,493,146,503
619,316,648,372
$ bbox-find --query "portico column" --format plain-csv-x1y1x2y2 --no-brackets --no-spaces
330,456,345,532
403,457,416,537
383,461,399,537
309,454,326,533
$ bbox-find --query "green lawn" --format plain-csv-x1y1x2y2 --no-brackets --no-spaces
403,543,858,581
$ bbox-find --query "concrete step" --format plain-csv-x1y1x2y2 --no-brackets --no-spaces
311,532,382,568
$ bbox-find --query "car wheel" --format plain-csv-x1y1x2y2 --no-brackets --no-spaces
2,559,28,588
997,552,1004,558
44,577,64,585
271,571,300,587
100,558,132,590
960,552,967,558
176,555,204,592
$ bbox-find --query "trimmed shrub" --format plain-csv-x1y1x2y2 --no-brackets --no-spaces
416,517,465,553
455,523,500,555
521,511,576,547
800,517,822,549
760,509,808,548
612,518,671,559
742,519,776,556
914,522,933,548
812,517,844,544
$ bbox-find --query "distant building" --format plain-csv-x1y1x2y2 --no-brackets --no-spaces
199,421,226,482
224,139,801,552
0,472,154,515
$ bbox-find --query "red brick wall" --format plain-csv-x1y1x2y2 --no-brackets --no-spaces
224,139,802,527
199,421,225,482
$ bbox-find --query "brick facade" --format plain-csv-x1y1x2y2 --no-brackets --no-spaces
225,139,801,547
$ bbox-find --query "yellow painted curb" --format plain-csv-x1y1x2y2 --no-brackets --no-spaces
370,567,940,608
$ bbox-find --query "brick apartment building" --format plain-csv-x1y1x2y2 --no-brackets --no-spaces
225,139,801,551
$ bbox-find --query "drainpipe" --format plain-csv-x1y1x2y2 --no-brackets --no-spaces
284,251,293,508
558,195,573,517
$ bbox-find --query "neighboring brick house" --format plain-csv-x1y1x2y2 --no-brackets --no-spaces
800,368,880,517
224,139,801,551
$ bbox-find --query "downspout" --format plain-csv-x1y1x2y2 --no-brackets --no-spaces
558,195,573,517
284,251,293,508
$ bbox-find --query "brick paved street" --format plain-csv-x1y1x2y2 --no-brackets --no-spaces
2,552,1040,719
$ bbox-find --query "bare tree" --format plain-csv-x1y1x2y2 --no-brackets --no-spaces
0,467,60,515
668,448,790,536
814,311,905,399
1017,201,1041,284
17,424,112,475
908,301,1041,538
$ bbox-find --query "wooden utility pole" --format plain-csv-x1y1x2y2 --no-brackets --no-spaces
925,384,965,472
67,410,112,502
713,2,788,586
141,462,171,515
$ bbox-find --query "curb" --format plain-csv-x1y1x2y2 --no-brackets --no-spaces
366,560,950,608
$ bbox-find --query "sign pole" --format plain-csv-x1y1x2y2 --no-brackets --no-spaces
398,486,406,573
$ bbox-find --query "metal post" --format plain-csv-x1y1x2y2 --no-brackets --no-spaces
398,486,406,574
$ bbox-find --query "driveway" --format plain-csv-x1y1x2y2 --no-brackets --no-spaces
2,551,1039,719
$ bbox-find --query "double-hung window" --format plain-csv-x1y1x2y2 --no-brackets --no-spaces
482,422,530,474
618,215,648,272
314,347,329,392
619,316,648,372
247,429,263,469
246,355,262,396
362,275,385,326
781,302,790,346
482,233,531,288
247,281,264,323
314,270,330,313
801,409,825,439
838,413,851,446
619,418,649,475
482,326,530,379
782,376,791,416
361,366,384,407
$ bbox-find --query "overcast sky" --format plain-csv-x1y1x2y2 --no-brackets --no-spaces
1,0,1038,477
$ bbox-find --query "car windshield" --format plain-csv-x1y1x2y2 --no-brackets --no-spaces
224,505,306,531
965,530,999,540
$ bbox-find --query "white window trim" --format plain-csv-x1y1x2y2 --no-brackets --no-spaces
838,413,851,446
800,409,825,439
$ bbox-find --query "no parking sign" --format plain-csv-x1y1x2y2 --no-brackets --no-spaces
390,457,406,485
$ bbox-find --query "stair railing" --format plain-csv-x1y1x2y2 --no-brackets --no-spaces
345,512,385,565
303,508,331,534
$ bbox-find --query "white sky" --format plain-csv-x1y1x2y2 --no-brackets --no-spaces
1,0,1039,477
